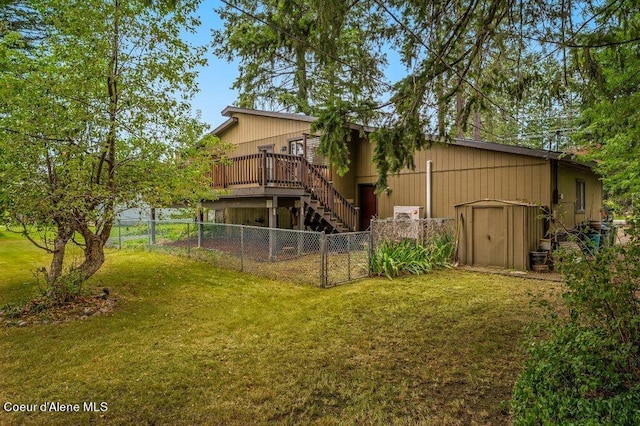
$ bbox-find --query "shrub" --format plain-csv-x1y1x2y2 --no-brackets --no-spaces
511,224,640,424
36,267,87,304
369,235,453,279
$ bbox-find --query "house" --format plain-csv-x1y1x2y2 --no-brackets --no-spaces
204,107,602,268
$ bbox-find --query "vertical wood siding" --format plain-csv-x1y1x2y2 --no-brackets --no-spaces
554,165,603,228
213,112,601,231
219,113,312,147
354,141,553,219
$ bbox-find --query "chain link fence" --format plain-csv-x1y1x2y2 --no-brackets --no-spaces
107,218,454,286
108,220,369,287
370,218,455,250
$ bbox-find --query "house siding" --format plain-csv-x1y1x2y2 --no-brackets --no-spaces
211,108,602,233
354,141,552,219
216,112,313,158
554,164,602,228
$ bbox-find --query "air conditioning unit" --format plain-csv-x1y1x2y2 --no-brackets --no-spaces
393,206,424,220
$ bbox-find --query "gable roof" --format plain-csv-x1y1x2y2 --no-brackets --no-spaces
212,106,375,135
222,106,316,123
212,106,591,168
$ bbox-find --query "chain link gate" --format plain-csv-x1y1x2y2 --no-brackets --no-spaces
322,232,371,287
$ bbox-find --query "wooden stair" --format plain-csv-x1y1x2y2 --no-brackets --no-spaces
303,198,350,234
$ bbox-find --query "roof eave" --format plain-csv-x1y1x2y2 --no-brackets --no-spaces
221,106,316,123
210,117,238,136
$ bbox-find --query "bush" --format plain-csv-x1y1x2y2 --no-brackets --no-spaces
369,235,453,279
511,224,640,424
36,267,87,304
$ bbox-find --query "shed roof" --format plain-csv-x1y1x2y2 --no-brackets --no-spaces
213,106,376,135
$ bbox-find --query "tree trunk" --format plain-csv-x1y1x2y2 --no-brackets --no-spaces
46,216,113,302
294,44,310,114
456,92,465,138
74,215,114,285
473,109,481,141
47,226,73,291
76,234,106,283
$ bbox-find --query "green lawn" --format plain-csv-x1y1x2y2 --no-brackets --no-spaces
0,231,559,425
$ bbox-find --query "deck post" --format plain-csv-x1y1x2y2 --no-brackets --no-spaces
261,149,267,186
267,197,278,261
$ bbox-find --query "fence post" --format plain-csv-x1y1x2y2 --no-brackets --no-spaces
147,220,151,250
117,219,122,250
186,222,191,257
319,233,327,288
150,209,156,245
347,234,351,282
368,223,374,276
240,225,245,272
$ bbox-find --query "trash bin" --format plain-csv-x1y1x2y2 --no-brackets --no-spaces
587,232,601,252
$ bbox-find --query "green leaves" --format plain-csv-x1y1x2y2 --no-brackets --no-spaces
511,227,640,423
369,236,454,279
213,0,387,116
0,0,226,292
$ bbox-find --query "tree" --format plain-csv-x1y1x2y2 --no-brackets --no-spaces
571,1,640,211
0,0,45,48
0,0,225,301
213,0,388,115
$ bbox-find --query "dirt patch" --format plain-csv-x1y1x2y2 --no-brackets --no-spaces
0,290,117,328
457,265,563,282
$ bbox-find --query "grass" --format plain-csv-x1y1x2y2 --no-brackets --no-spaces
0,231,561,425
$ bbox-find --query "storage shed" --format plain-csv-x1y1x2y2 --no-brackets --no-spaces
454,199,545,270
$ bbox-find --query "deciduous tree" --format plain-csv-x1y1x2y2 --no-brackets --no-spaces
0,0,225,300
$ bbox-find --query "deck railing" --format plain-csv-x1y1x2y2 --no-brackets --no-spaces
209,152,358,231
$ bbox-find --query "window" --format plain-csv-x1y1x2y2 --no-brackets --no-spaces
576,179,586,213
289,140,304,156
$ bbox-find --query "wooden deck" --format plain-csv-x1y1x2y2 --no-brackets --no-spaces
208,152,359,231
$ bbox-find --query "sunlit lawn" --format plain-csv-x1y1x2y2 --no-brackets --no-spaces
0,230,559,424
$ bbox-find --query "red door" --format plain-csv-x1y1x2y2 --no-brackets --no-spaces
359,185,377,231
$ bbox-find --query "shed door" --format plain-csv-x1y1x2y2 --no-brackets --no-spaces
472,207,505,267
